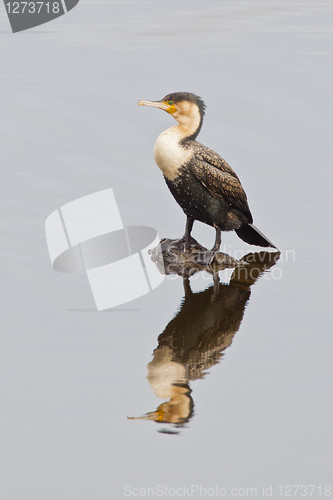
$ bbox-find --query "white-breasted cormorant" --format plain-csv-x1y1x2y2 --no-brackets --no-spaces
138,92,276,260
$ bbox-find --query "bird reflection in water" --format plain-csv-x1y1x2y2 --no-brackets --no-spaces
129,249,280,433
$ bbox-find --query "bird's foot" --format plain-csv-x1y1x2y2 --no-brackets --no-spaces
169,236,188,252
158,239,229,266
160,236,202,254
197,249,219,266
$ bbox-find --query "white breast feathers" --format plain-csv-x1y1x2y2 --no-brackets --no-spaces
154,126,193,181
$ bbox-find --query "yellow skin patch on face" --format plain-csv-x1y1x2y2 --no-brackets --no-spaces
163,101,177,114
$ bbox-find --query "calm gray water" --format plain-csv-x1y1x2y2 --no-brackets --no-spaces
1,1,332,499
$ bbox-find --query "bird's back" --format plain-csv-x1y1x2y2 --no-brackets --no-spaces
189,141,241,180
183,141,253,225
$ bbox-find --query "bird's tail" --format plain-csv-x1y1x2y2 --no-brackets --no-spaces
235,223,277,249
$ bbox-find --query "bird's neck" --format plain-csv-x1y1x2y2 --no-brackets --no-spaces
175,107,202,141
153,107,203,180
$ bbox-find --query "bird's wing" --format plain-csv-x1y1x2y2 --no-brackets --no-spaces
190,150,253,222
193,142,240,180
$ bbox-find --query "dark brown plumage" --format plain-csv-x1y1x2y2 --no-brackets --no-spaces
138,92,277,258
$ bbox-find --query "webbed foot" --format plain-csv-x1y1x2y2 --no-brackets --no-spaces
159,236,202,254
198,249,219,266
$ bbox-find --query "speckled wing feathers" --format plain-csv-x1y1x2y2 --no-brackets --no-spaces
189,144,253,222
192,142,240,180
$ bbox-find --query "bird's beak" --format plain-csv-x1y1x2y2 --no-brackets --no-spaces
137,100,169,111
127,411,162,422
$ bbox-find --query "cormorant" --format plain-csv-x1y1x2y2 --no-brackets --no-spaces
138,92,277,261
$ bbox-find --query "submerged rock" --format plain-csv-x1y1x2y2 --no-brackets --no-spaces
149,236,240,277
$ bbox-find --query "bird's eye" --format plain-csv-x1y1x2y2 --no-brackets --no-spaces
168,101,174,106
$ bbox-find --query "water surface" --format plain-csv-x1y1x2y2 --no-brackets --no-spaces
0,1,332,498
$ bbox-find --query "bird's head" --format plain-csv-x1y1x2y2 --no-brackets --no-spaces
138,91,206,140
